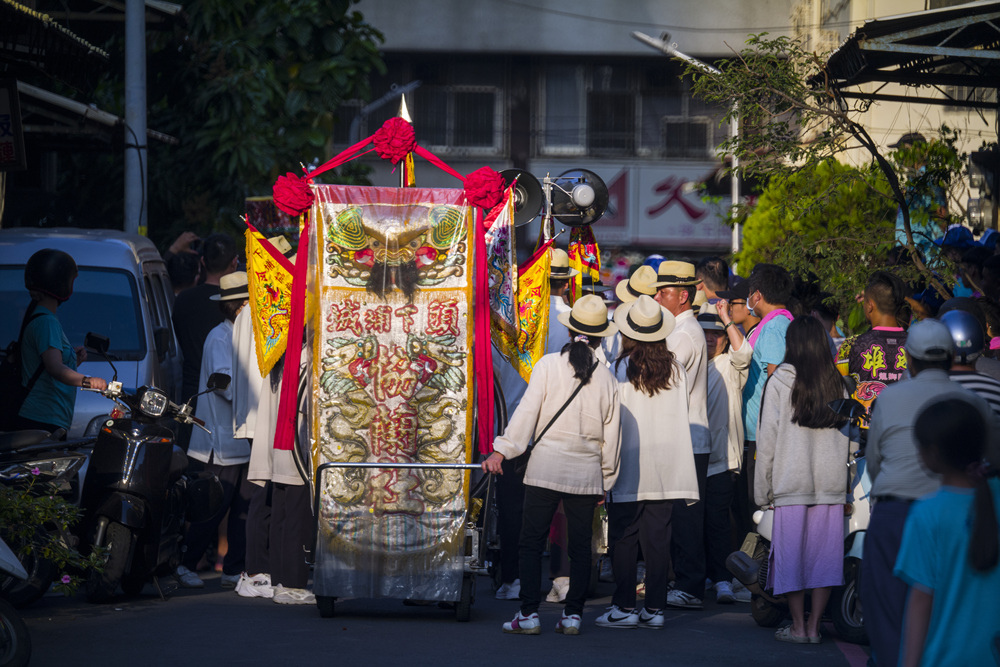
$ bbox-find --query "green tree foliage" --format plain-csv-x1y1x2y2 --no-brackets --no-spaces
64,0,384,246
687,33,957,301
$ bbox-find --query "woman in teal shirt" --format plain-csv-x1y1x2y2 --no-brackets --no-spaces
16,249,107,434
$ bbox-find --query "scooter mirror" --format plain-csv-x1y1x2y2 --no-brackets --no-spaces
207,373,231,392
85,332,110,355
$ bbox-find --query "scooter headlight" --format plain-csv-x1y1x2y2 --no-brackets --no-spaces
138,387,169,418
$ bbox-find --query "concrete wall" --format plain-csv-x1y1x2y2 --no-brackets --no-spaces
357,0,796,57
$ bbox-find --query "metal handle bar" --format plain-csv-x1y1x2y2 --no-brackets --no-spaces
317,462,481,471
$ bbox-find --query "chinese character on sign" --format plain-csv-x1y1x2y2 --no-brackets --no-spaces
426,299,460,337
646,175,708,220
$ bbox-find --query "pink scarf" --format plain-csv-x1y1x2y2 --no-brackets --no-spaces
748,308,793,348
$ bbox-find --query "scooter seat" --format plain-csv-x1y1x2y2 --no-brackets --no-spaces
0,430,55,453
169,446,189,481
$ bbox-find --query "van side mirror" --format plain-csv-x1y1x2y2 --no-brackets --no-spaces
207,373,231,392
85,333,110,355
153,327,170,363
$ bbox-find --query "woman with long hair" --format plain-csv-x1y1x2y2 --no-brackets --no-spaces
896,395,999,667
755,315,853,643
593,295,699,629
482,294,621,636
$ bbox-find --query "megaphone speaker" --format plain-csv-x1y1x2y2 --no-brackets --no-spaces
499,169,543,227
552,169,609,226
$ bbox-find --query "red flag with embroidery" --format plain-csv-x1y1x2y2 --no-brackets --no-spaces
568,225,601,303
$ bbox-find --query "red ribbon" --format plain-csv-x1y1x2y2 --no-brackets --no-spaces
272,215,310,452
269,122,497,456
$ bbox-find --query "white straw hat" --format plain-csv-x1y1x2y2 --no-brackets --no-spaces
653,260,702,287
210,271,249,301
549,248,580,278
613,294,675,342
697,302,725,331
615,265,659,303
557,294,618,338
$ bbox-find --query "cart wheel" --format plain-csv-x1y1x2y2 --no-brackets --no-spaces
317,595,336,618
455,575,473,622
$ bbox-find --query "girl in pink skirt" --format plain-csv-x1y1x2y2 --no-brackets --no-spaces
755,316,853,643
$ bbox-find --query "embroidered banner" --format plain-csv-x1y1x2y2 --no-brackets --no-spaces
568,225,601,303
245,230,294,377
311,185,474,600
246,196,300,245
494,240,552,383
486,187,517,346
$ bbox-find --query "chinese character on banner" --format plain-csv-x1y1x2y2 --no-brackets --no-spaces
245,230,295,376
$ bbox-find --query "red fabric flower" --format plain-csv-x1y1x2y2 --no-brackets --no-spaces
273,172,314,217
464,166,505,211
373,117,416,164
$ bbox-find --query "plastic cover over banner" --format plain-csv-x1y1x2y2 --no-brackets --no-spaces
310,185,474,601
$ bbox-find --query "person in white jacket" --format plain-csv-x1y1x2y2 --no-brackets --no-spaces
699,303,751,604
482,295,621,637
755,316,854,644
594,295,699,630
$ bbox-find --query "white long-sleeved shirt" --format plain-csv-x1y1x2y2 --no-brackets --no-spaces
667,310,711,454
706,341,751,476
231,305,264,439
493,350,621,495
188,320,251,465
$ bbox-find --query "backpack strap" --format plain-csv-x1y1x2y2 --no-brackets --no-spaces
18,302,48,398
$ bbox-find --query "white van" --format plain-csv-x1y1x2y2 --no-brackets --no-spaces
0,228,181,437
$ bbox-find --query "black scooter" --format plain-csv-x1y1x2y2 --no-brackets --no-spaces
79,334,224,603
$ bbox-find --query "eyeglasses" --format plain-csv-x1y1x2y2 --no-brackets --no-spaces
730,300,747,306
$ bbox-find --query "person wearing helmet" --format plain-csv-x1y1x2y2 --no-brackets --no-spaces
940,309,1000,417
17,249,108,434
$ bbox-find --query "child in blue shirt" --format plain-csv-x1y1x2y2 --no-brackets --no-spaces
894,394,1000,667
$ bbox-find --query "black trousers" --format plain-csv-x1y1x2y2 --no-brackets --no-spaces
182,461,253,576
670,452,710,597
496,454,526,584
704,471,735,583
732,441,756,543
269,482,314,589
861,500,912,667
608,499,673,611
518,485,598,616
245,480,271,576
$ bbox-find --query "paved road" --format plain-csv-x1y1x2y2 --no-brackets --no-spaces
22,572,870,666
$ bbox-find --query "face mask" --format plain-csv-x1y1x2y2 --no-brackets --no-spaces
747,293,759,318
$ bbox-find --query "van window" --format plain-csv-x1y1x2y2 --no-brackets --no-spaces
0,267,146,361
147,272,176,354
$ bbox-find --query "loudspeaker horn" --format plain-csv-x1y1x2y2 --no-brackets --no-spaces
499,168,543,227
551,169,609,227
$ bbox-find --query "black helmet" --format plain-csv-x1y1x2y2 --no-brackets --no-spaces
940,309,984,364
24,249,78,302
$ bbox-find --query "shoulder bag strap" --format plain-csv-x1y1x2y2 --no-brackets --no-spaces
525,361,599,454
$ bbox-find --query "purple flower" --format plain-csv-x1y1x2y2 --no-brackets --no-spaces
30,467,40,476
61,574,72,585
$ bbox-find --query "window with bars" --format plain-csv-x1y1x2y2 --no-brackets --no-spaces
540,62,727,159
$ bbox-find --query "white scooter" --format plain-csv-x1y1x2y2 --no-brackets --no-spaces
0,536,32,666
727,396,871,644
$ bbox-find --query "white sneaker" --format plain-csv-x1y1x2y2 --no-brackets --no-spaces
496,579,521,600
638,608,665,629
546,576,569,603
595,604,639,629
272,584,315,605
731,579,752,603
175,565,204,589
555,611,582,635
220,573,241,590
665,589,703,609
236,572,274,599
502,611,541,635
715,580,736,604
